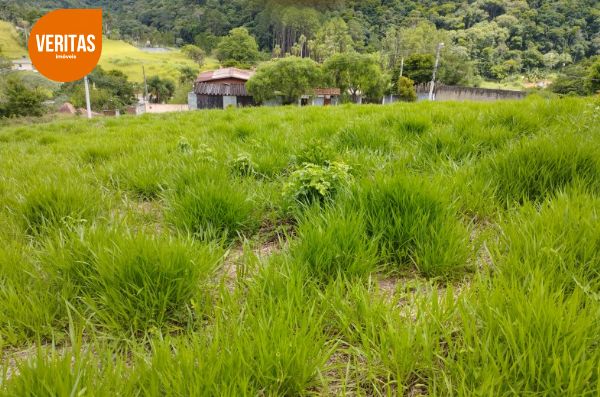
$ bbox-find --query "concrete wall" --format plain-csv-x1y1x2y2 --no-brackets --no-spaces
223,95,237,108
416,84,526,102
145,104,190,114
188,92,197,110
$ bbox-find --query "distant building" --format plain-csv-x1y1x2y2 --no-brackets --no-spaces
300,88,341,106
12,58,36,72
189,67,255,110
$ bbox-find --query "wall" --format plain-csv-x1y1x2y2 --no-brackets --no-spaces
416,84,526,102
145,104,190,114
188,92,197,110
223,95,237,108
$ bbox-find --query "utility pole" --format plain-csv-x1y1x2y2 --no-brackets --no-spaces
429,42,444,101
142,65,148,103
84,75,92,119
399,56,404,78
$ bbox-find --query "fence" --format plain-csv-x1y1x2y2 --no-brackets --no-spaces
415,84,527,102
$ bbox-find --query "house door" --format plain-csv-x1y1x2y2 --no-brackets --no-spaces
324,97,331,106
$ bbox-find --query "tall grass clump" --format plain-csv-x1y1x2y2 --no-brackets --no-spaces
430,190,600,394
289,205,379,281
354,176,470,278
484,104,540,135
44,229,222,337
20,182,99,235
439,193,600,394
479,135,600,206
322,280,460,394
495,190,600,291
167,165,260,242
1,346,130,397
109,152,171,200
0,243,61,345
136,259,330,395
335,121,391,153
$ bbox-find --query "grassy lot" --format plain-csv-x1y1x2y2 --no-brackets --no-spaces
98,39,219,83
0,20,26,59
1,97,599,395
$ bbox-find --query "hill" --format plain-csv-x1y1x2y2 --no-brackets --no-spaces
0,22,218,84
1,97,600,394
0,20,26,59
98,39,218,83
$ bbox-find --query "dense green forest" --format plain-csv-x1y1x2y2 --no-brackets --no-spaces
1,0,599,84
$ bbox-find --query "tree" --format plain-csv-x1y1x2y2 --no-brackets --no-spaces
0,52,10,72
438,45,476,85
0,76,46,118
246,57,322,105
403,54,435,84
61,66,136,111
179,66,198,85
216,27,260,66
323,52,387,102
586,60,600,95
194,32,220,54
381,22,448,71
147,76,176,103
550,65,589,96
397,76,417,102
181,44,205,67
310,18,354,62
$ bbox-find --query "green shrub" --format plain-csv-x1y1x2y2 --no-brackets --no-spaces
354,176,470,278
397,76,417,102
20,183,99,235
293,138,336,166
283,162,352,207
44,230,222,336
229,153,256,177
177,137,193,154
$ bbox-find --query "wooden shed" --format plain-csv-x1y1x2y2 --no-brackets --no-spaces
189,68,255,110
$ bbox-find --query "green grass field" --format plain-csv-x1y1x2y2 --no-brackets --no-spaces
1,97,600,395
0,21,26,59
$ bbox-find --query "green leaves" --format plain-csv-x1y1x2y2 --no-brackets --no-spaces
246,56,322,104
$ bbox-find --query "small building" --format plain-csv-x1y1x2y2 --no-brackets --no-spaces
300,88,341,106
12,58,36,72
189,67,255,110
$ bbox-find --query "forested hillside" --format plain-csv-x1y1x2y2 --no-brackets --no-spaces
1,0,599,83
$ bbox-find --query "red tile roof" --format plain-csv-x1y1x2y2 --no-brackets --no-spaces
196,67,255,83
314,88,341,96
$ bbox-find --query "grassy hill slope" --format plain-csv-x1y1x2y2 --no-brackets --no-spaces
1,97,600,395
0,20,26,59
0,20,219,83
98,39,219,83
